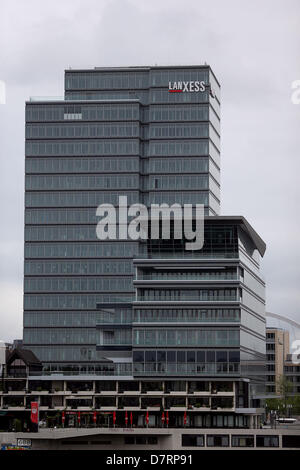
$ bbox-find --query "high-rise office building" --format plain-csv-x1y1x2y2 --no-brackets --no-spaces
24,66,220,363
23,66,266,427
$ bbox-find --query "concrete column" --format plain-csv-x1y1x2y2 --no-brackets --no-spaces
249,415,254,429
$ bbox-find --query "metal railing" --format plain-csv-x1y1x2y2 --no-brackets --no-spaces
133,362,240,376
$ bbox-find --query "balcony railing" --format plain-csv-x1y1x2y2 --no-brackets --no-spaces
29,363,133,377
138,274,238,281
137,295,238,302
134,253,239,260
133,362,240,376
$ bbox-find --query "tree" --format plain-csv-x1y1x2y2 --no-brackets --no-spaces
276,375,293,416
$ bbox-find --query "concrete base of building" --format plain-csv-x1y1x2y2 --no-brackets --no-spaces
1,426,300,450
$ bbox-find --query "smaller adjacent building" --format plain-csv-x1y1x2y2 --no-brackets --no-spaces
284,355,300,396
266,328,290,394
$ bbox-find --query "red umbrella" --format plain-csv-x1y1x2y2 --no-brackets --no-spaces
166,411,169,426
62,411,65,426
184,411,187,426
113,411,116,426
161,411,165,425
125,411,128,426
77,411,81,425
146,411,149,426
93,411,97,424
130,412,133,427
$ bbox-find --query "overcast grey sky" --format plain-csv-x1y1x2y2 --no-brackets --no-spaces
0,0,299,342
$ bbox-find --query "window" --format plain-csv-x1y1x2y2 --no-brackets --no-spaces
256,435,279,447
232,435,254,447
182,435,204,447
207,435,229,447
126,436,158,445
282,435,300,448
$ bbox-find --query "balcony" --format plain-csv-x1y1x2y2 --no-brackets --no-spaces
134,253,239,260
133,362,240,376
137,273,238,282
29,363,133,377
137,295,238,302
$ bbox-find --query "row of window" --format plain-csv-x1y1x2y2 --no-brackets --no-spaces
25,157,140,174
26,123,217,141
149,123,209,138
285,366,300,373
149,104,209,122
133,363,240,375
24,310,132,327
25,204,211,224
24,346,98,361
138,288,239,302
149,140,209,156
26,174,139,190
26,198,213,214
63,89,217,110
101,329,132,345
24,328,97,344
24,277,133,293
133,329,239,347
182,434,279,448
150,175,209,190
133,350,240,364
26,123,140,138
24,294,134,309
148,157,210,173
65,70,209,89
24,190,213,206
25,191,140,207
151,69,210,86
65,71,150,90
133,308,240,323
24,260,133,275
65,91,149,103
26,104,140,122
151,89,210,104
25,103,218,125
24,226,139,242
25,156,214,174
25,140,139,156
25,140,215,157
24,208,119,225
144,192,209,205
138,270,237,281
24,225,236,245
24,241,140,257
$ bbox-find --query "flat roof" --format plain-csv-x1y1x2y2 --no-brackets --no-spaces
64,65,221,88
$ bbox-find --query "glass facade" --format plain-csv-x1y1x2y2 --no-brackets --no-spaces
24,65,221,364
23,65,266,412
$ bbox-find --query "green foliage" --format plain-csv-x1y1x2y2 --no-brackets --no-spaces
13,418,22,432
266,375,300,417
277,375,293,397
